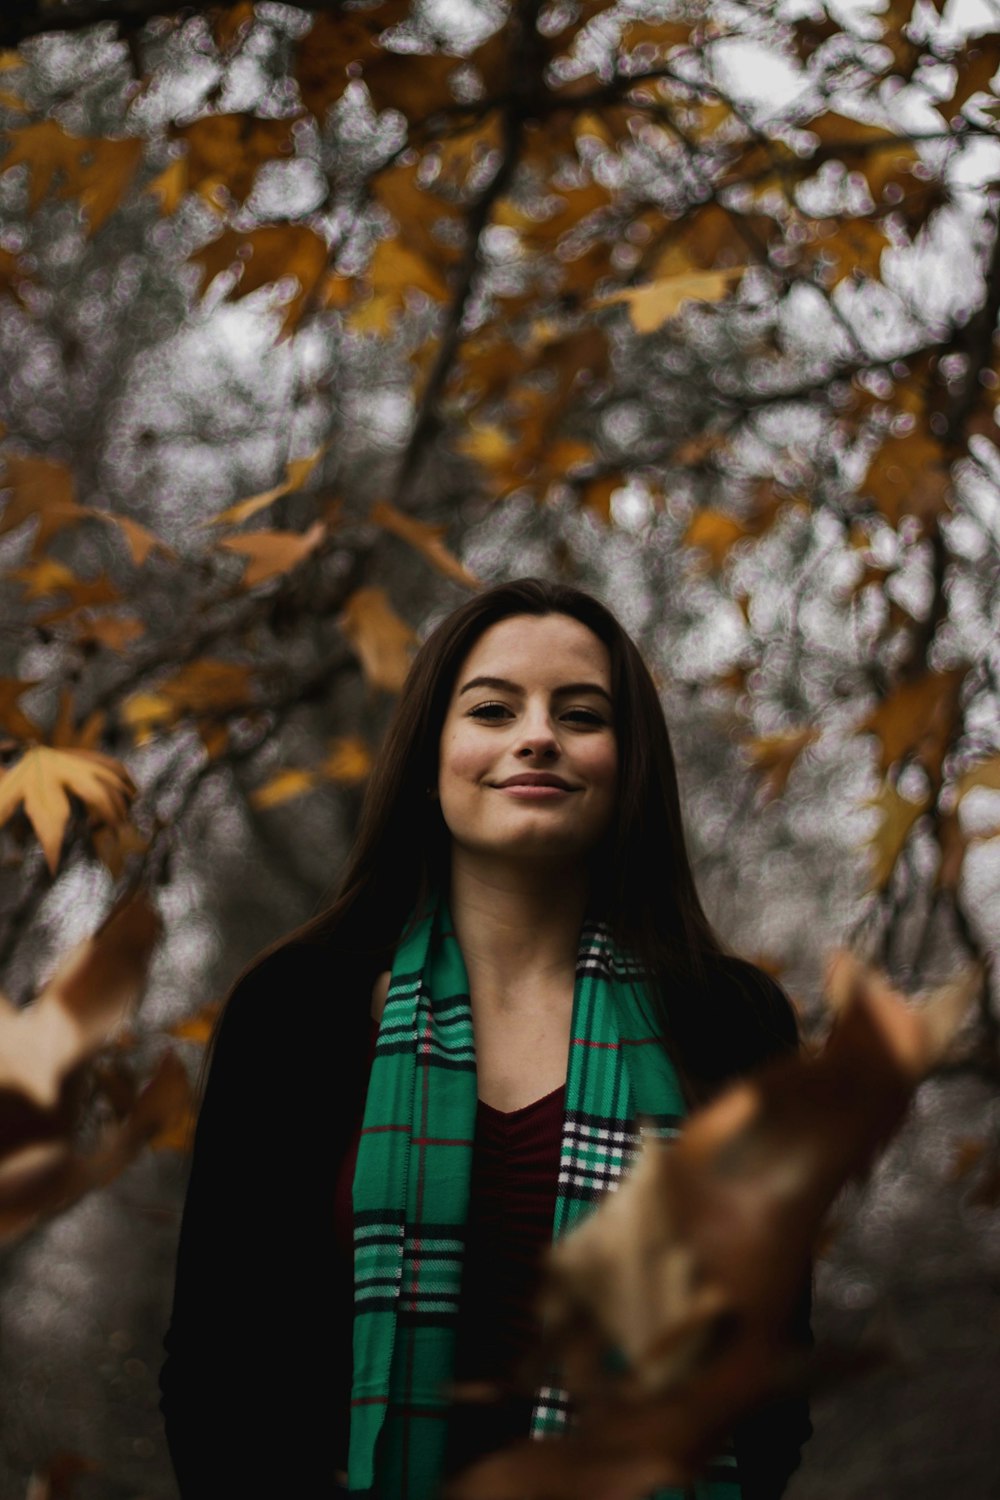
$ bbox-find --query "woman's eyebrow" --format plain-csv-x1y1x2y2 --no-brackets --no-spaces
458,675,612,705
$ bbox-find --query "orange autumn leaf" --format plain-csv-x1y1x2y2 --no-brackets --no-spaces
204,449,326,527
218,519,326,586
859,668,966,777
0,453,82,553
339,586,417,693
744,728,821,800
172,114,295,209
370,500,479,589
596,268,743,334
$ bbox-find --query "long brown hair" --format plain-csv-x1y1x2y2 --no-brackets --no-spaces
277,578,726,975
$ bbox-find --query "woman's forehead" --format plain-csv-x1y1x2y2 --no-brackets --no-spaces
455,613,611,684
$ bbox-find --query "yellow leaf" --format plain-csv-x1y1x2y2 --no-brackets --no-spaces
596,267,743,333
371,500,479,589
249,767,318,809
744,728,820,800
455,421,512,466
322,736,372,784
120,692,173,743
204,448,326,527
218,519,326,586
339,586,416,692
867,780,929,890
940,37,1000,113
0,745,136,874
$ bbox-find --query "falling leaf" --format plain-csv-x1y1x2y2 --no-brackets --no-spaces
744,728,820,800
454,951,977,1500
370,500,479,588
595,268,744,334
0,745,136,874
339,586,416,692
867,779,929,890
204,448,326,527
0,892,160,1110
218,519,326,586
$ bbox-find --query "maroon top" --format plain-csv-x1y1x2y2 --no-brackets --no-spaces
333,1019,566,1470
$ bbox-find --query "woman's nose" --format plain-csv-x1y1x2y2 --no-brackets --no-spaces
515,709,559,758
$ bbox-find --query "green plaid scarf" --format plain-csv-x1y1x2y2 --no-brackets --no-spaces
347,891,741,1500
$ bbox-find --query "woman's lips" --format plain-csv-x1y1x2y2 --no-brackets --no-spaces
492,783,577,799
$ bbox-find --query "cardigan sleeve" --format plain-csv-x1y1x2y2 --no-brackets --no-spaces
158,943,367,1497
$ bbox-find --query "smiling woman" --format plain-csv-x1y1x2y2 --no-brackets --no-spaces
158,578,812,1500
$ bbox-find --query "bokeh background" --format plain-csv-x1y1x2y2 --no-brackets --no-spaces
1,1,999,1496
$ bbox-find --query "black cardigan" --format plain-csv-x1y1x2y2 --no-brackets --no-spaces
159,934,812,1500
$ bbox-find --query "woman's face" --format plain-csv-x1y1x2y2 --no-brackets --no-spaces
436,613,618,869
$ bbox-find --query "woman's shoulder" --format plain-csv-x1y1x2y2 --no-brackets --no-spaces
209,933,386,1058
674,949,801,1098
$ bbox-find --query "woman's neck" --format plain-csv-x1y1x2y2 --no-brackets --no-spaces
447,849,589,1012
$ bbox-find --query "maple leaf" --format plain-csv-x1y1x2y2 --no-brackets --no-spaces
0,744,136,874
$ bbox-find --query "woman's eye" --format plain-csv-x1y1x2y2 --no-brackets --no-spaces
469,702,513,721
563,708,605,726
